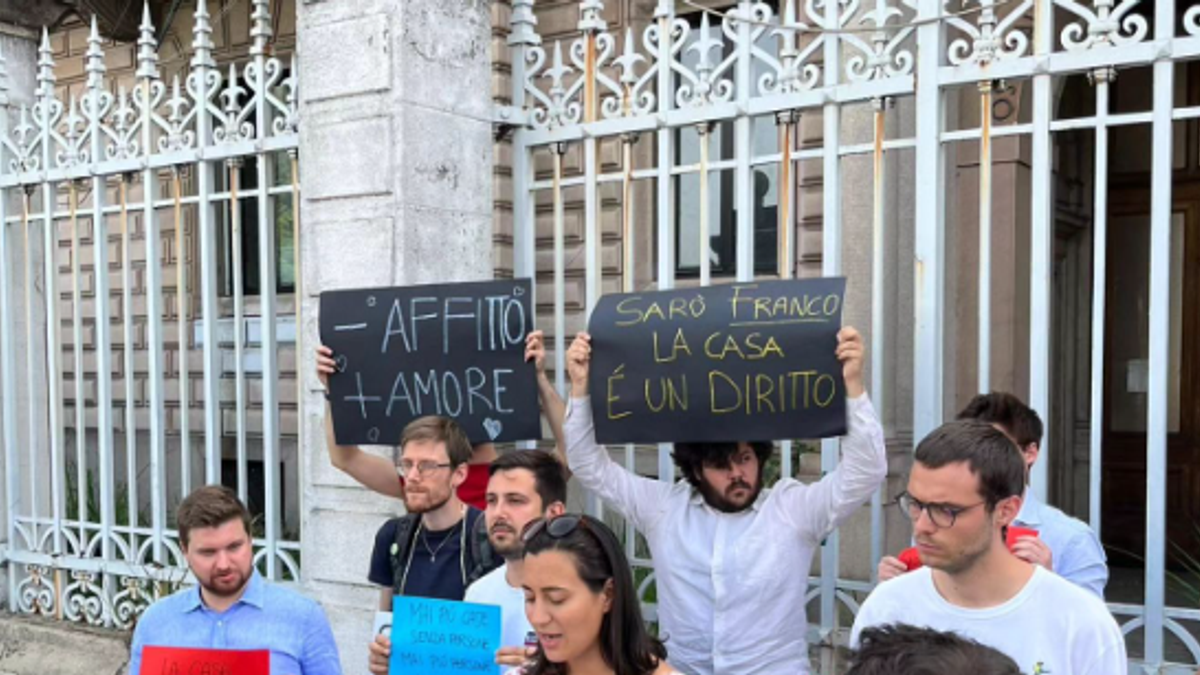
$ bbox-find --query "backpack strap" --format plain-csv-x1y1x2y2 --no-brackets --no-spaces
388,514,421,596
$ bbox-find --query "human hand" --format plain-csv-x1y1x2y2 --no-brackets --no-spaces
877,555,907,582
495,646,537,667
567,333,592,398
367,634,391,675
836,326,865,398
526,330,548,376
1010,535,1053,569
316,345,338,392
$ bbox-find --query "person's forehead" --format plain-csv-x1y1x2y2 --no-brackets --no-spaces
487,468,539,496
188,519,248,546
401,438,449,460
908,461,983,502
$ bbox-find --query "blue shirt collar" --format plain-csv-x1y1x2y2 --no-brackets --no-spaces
181,569,265,613
1016,488,1042,526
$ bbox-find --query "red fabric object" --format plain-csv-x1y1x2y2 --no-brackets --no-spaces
457,463,491,510
396,463,491,510
1006,525,1039,549
141,647,268,675
898,547,923,571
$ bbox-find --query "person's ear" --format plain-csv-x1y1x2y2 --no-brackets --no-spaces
451,463,468,488
546,501,566,518
994,494,1022,528
601,579,614,613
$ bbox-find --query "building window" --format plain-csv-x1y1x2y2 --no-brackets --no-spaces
216,153,297,298
672,4,782,277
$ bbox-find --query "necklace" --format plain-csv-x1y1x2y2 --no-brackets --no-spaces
421,521,460,563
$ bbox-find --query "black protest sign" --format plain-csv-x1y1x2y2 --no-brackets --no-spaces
587,278,848,444
319,279,541,446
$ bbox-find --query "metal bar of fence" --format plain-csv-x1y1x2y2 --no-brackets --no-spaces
978,82,992,395
69,180,85,555
172,168,190,498
734,1,753,284
1145,0,1176,656
119,175,137,558
655,0,677,484
140,78,168,566
869,98,888,582
820,0,844,653
1027,0,1054,503
778,111,796,481
230,160,248,505
256,37,283,577
912,0,945,471
86,30,117,617
1088,71,1111,535
552,144,567,398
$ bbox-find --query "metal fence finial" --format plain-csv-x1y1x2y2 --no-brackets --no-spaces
250,0,273,57
578,0,606,33
86,16,107,92
508,0,541,46
37,28,56,101
191,0,216,69
137,2,160,81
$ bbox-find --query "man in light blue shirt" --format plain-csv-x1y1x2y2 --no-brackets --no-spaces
129,486,340,675
878,392,1108,599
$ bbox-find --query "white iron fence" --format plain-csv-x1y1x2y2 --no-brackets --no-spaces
0,1,299,628
499,0,1200,671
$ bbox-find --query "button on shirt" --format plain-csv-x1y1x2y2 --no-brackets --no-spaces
1015,490,1108,599
129,571,341,675
564,394,887,675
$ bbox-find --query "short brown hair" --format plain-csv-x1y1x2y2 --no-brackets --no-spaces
914,420,1026,509
957,392,1044,447
400,416,473,467
177,485,252,548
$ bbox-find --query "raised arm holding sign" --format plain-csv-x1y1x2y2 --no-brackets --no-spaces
560,277,886,675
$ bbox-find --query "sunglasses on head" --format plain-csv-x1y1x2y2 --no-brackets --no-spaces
521,514,589,543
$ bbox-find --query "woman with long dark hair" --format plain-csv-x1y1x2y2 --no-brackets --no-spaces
516,514,676,675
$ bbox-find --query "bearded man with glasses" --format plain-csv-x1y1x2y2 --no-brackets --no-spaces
851,420,1126,675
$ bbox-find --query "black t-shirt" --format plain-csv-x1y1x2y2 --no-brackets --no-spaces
368,513,476,601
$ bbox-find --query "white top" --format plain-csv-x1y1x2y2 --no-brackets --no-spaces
1015,490,1108,599
465,563,536,649
851,565,1127,675
564,394,887,675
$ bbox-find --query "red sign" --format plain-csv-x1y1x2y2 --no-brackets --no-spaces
140,646,269,675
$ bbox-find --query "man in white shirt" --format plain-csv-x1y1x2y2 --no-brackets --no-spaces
877,393,1108,598
852,420,1126,675
467,451,567,666
564,327,886,675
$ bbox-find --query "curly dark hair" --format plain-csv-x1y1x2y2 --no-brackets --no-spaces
671,441,773,489
848,624,1023,675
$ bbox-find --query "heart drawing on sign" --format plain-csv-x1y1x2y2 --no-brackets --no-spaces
483,418,503,441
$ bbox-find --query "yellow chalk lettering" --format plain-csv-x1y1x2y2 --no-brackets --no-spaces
669,297,688,320
615,297,645,327
814,373,837,407
709,370,743,414
755,374,776,413
729,284,757,319
823,293,841,316
606,365,633,420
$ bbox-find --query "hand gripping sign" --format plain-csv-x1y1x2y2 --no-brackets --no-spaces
587,278,848,444
320,279,541,446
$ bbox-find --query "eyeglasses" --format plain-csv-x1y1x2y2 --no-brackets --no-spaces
396,461,453,478
896,491,986,529
521,514,587,543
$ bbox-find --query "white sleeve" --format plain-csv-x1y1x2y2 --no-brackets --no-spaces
1080,616,1128,675
776,394,888,540
564,397,672,532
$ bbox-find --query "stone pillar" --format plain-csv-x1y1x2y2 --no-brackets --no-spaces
0,22,43,608
295,1,494,672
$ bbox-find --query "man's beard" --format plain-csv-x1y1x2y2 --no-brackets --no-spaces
489,521,523,560
200,565,251,600
697,476,763,513
404,486,452,514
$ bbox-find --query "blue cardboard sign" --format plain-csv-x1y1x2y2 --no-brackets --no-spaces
390,596,502,675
